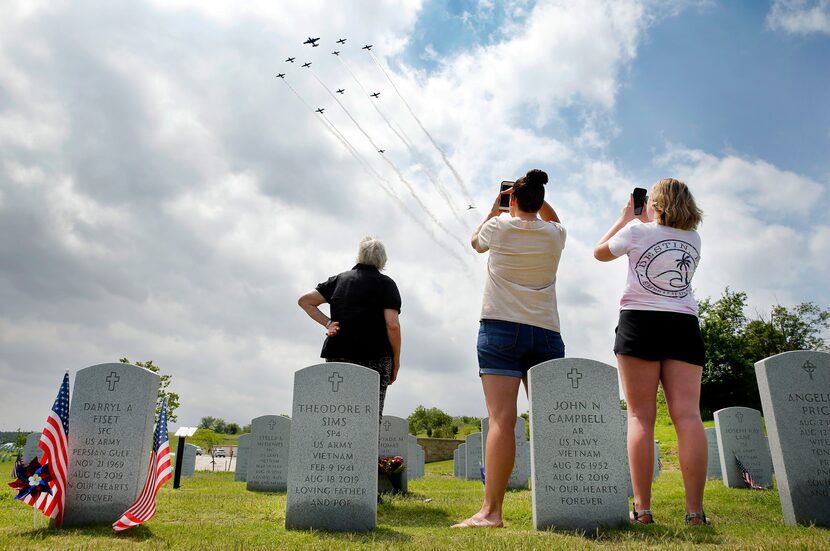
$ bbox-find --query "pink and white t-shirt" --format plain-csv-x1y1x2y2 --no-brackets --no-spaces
607,221,701,316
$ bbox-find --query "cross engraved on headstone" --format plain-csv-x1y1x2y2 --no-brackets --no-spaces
736,412,744,423
105,372,120,391
383,420,391,431
268,420,276,430
329,372,344,392
566,368,582,389
802,360,817,380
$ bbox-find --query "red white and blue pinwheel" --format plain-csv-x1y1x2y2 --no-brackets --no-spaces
8,457,53,501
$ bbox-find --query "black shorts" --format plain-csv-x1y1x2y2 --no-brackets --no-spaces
614,310,705,367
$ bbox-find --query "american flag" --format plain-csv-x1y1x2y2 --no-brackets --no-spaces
21,371,69,526
734,453,766,490
112,400,172,533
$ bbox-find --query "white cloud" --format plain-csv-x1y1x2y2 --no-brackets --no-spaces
768,0,830,35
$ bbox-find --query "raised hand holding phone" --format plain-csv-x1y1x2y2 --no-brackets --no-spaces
498,181,514,212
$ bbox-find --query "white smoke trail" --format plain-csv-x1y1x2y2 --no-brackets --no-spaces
367,50,474,204
279,77,469,268
308,70,471,254
337,55,467,227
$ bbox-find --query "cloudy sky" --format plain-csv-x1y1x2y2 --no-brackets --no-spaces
1,0,828,431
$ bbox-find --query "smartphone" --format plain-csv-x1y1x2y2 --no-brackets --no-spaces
499,181,513,211
632,187,647,215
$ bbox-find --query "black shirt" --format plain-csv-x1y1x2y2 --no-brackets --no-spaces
316,264,402,360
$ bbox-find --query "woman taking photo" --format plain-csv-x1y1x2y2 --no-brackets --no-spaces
453,169,566,529
594,178,708,525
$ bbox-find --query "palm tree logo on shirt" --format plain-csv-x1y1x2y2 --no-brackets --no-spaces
635,240,700,298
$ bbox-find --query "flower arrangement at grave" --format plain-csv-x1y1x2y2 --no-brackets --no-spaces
378,455,406,475
377,455,406,493
8,457,54,502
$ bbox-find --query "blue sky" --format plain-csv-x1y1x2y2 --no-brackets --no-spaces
1,0,828,429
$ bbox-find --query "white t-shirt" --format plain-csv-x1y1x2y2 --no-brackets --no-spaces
477,214,566,332
607,221,701,316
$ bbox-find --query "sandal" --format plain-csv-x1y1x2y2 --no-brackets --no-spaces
631,504,654,525
685,511,710,526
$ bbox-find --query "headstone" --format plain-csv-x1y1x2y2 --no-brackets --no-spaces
529,358,628,531
509,441,531,490
653,442,661,480
23,432,43,464
406,435,421,480
458,443,467,479
246,415,290,492
481,417,527,470
285,363,379,532
63,362,159,527
705,428,722,479
755,350,830,526
714,406,773,489
378,416,410,492
180,443,197,478
234,433,251,482
453,448,459,478
465,433,482,481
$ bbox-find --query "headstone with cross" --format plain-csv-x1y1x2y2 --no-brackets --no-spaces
528,358,628,531
714,406,773,489
481,417,529,489
285,362,380,531
63,362,160,527
246,414,290,492
234,433,251,482
378,415,410,492
755,350,830,526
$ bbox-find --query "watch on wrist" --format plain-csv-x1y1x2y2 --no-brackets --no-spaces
325,320,333,328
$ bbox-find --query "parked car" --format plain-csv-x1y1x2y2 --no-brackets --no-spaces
213,448,227,458
195,447,203,456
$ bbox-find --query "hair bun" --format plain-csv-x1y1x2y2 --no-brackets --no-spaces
526,169,548,186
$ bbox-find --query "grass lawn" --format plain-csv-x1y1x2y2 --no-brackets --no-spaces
2,460,829,550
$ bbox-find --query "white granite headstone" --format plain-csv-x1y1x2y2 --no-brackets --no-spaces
63,363,159,527
23,432,43,464
180,443,197,477
234,433,251,482
285,363,379,531
705,428,722,479
465,433,482,481
529,358,628,531
246,415,290,492
714,406,773,489
755,350,830,526
378,416,410,492
458,443,467,479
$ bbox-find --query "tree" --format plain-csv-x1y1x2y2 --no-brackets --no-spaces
225,423,241,435
744,302,830,359
408,406,454,437
199,416,217,430
119,358,180,423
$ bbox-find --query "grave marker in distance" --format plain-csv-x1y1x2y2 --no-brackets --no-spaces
705,428,722,479
23,432,43,464
379,416,410,492
465,433,482,481
285,363,379,532
235,433,251,482
755,350,830,527
246,415,290,492
714,406,773,489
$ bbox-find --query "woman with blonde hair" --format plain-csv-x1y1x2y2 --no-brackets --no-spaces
594,178,708,525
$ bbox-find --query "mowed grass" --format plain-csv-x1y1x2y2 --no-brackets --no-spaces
2,460,829,550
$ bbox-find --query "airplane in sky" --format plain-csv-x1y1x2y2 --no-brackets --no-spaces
362,44,373,50
285,57,295,63
337,38,346,44
315,108,325,114
276,73,285,79
378,149,386,153
332,51,340,56
370,92,380,98
302,62,311,68
304,37,320,47
467,205,477,210
336,89,345,94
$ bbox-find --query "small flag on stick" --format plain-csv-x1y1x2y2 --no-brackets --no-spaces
734,453,767,490
112,401,172,532
9,372,70,526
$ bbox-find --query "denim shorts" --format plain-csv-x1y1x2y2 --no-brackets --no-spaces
477,319,565,378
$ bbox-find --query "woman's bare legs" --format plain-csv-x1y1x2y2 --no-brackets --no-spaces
661,360,707,516
453,374,520,527
617,354,661,517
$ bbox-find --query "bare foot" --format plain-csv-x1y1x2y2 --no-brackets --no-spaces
451,516,503,528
